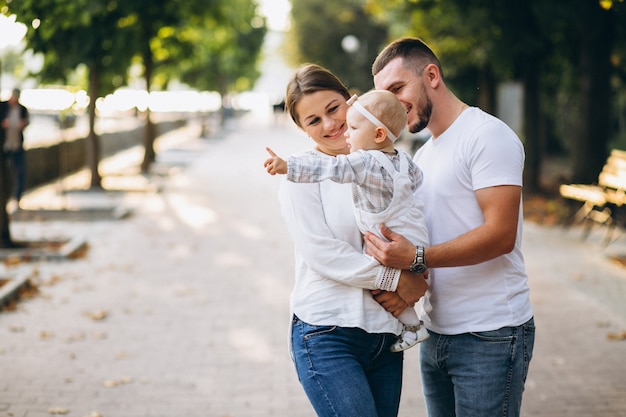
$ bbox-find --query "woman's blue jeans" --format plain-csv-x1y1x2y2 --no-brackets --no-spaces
419,317,535,417
291,316,403,417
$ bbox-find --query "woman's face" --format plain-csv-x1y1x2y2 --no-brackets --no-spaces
295,90,350,156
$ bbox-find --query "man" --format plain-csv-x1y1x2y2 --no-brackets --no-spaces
365,37,534,417
1,88,30,207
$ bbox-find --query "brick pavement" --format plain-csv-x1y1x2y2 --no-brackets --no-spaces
1,109,625,417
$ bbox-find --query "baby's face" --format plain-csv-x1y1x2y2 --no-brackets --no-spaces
344,107,379,152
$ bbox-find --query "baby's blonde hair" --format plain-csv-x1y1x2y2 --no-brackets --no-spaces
352,90,406,139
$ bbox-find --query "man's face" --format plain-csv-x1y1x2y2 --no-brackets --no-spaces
374,57,432,133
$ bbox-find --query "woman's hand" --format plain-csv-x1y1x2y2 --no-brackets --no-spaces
396,270,428,305
371,270,428,317
371,290,409,317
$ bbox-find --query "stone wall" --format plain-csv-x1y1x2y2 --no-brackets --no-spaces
24,119,186,189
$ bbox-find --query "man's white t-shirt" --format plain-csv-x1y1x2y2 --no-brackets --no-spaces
415,107,533,335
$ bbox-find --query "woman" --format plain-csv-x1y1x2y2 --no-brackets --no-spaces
265,64,428,417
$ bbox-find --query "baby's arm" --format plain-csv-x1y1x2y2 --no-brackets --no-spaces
264,147,288,175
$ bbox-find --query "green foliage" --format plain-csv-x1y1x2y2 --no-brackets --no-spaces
289,0,388,93
5,0,267,97
359,0,626,185
6,0,133,95
177,0,267,95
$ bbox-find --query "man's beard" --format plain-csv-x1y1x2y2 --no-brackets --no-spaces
408,90,432,134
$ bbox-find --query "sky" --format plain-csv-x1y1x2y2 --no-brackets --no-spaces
0,14,26,49
258,0,291,31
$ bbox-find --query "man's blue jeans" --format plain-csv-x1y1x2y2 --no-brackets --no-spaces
291,316,403,417
419,317,535,417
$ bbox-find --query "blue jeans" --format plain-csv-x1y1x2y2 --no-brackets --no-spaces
4,148,26,202
291,316,403,417
419,317,535,417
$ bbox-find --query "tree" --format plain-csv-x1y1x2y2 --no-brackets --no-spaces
364,0,551,192
178,0,267,122
289,0,388,93
363,0,626,192
118,0,261,172
116,1,204,172
570,0,617,183
6,0,134,189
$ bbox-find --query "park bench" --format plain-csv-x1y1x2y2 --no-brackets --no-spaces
559,149,626,246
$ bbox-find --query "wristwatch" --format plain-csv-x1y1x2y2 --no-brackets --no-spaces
409,246,427,273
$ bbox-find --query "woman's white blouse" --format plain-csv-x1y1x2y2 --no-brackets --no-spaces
278,162,403,336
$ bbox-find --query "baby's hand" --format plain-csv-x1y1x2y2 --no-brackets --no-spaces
264,147,288,175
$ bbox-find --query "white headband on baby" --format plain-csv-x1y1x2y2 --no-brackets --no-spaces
347,94,398,142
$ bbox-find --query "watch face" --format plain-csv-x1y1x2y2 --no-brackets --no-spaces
410,264,427,274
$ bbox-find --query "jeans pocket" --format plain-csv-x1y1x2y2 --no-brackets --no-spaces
469,327,516,343
523,317,536,334
300,321,337,340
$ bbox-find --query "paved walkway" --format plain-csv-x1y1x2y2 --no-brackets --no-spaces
1,108,625,417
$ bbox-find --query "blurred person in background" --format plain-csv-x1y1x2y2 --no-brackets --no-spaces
1,88,30,208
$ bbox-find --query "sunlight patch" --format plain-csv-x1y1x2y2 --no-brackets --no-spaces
169,194,217,228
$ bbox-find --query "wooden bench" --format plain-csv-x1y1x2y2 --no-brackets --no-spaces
559,149,626,245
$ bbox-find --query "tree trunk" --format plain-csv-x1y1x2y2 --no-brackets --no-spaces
87,65,102,188
571,1,614,183
140,111,156,173
476,65,496,116
522,59,541,194
140,42,156,173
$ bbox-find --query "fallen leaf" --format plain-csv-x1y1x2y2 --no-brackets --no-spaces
3,256,22,267
102,376,133,388
115,351,129,359
40,331,55,340
85,310,108,321
66,333,86,343
102,380,118,388
48,407,70,414
607,331,626,340
44,275,64,286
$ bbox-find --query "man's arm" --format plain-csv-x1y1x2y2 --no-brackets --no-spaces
364,185,522,269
